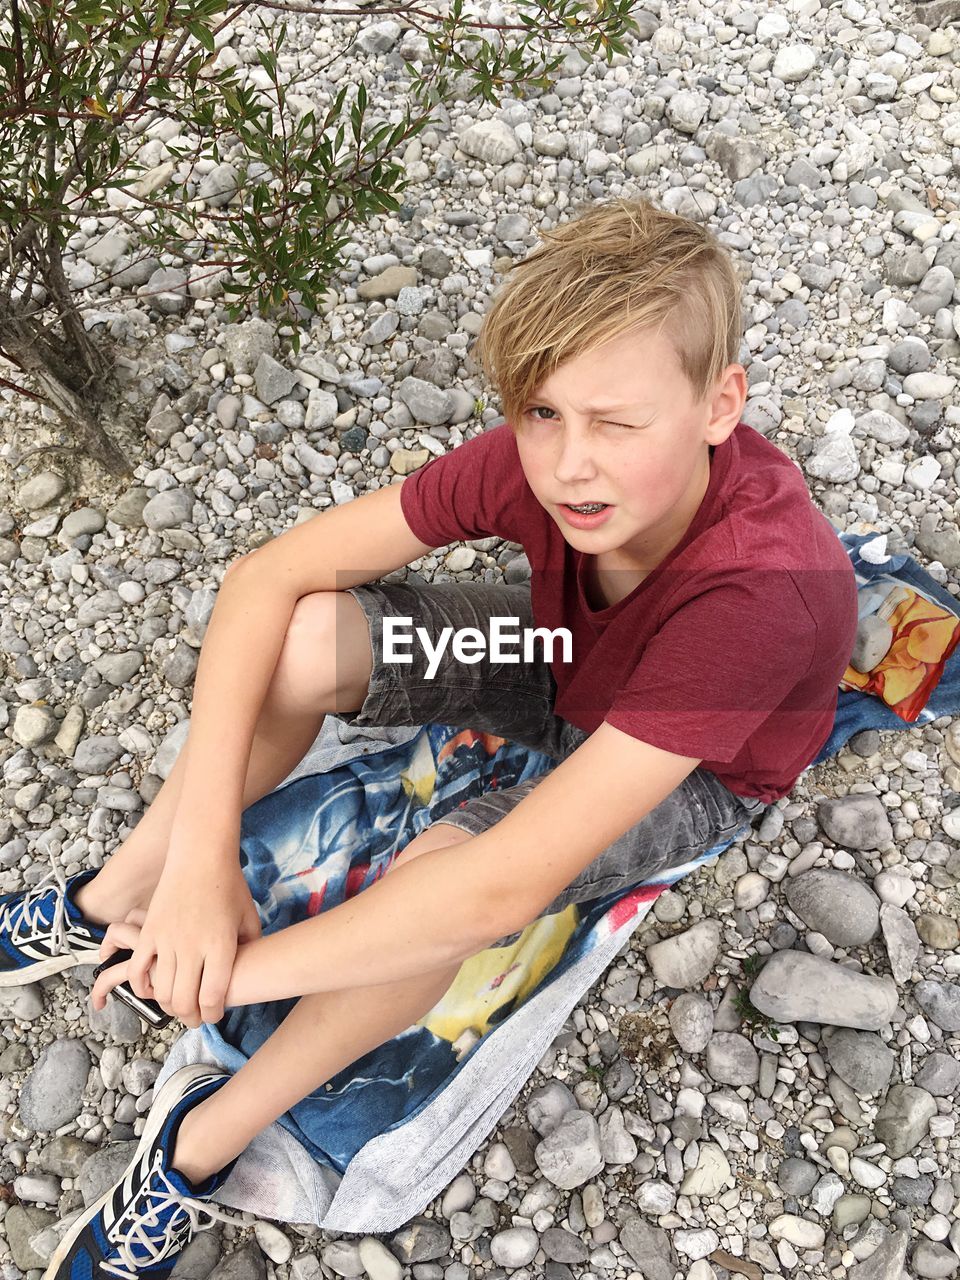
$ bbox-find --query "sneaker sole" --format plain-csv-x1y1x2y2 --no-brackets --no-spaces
42,1062,222,1280
0,948,87,988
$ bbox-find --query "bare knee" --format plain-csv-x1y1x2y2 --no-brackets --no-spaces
390,823,473,873
265,590,373,715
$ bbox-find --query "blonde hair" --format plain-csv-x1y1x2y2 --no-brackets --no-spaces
473,195,745,429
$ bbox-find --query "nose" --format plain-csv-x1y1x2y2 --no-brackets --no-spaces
552,423,599,485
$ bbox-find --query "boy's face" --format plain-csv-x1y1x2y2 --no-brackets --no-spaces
511,327,747,578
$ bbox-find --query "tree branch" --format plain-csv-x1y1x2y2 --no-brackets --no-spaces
10,0,27,109
0,369,51,405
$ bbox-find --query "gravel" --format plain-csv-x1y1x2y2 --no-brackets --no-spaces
2,1,960,1278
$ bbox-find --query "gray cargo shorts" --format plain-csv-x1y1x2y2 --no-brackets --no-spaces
333,578,767,941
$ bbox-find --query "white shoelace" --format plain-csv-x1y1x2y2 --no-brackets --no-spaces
5,861,251,1274
101,1163,249,1280
0,852,72,954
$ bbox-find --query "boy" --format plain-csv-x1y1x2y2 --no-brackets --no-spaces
0,196,859,1278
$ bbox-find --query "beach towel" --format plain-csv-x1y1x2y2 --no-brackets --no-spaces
153,528,960,1232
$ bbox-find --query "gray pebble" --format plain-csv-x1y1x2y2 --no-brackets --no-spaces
668,992,714,1053
705,1033,759,1086
874,1085,937,1158
816,795,893,851
535,1111,603,1190
914,980,960,1032
891,1174,934,1206
777,1157,819,1195
822,1027,895,1094
20,1039,91,1132
914,1052,960,1097
784,869,880,945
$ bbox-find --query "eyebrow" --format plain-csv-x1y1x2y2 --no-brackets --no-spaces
532,399,651,413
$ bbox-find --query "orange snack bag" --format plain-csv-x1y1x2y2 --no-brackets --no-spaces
840,582,960,722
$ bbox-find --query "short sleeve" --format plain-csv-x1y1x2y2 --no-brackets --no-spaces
399,423,526,546
603,571,818,763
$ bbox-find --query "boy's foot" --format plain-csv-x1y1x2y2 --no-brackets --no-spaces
43,1064,247,1280
0,863,108,987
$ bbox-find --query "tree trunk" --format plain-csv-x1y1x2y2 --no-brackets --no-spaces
0,303,133,478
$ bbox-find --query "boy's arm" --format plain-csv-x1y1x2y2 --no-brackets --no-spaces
221,724,701,1007
165,482,437,864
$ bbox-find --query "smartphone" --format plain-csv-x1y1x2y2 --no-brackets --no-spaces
91,947,174,1030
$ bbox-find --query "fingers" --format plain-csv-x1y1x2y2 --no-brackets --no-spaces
198,946,235,1025
99,922,168,1011
150,945,177,1010
109,941,231,1027
90,955,155,1010
238,901,263,944
126,939,159,1002
91,958,129,1011
98,921,142,964
172,956,206,1030
94,888,251,1027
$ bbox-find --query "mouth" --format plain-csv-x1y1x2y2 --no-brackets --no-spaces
557,501,615,529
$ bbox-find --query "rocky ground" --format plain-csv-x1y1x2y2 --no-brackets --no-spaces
1,0,960,1278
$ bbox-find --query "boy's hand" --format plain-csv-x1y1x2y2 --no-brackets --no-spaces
91,910,147,1011
99,861,262,1028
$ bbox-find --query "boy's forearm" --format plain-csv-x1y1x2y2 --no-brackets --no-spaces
222,836,509,1006
166,561,300,854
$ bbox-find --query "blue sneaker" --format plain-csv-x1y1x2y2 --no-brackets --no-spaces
44,1063,248,1280
0,863,107,987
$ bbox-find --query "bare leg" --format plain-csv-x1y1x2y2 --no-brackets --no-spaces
74,593,371,927
170,825,476,1182
169,957,464,1184
75,704,327,927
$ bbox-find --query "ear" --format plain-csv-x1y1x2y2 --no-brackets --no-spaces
706,363,747,446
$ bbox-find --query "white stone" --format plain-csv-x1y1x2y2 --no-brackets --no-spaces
645,920,720,988
458,119,521,166
859,535,891,564
904,456,942,491
674,1228,720,1260
490,1226,538,1268
445,546,477,573
357,1238,403,1280
805,431,860,483
441,1173,475,1217
635,1180,677,1215
679,1143,733,1197
849,1157,886,1190
484,1141,516,1182
734,871,769,909
902,372,956,400
254,1222,293,1263
873,456,905,487
875,871,916,906
773,44,817,82
756,12,791,40
769,1215,826,1249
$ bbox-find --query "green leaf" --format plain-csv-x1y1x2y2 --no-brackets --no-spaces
191,22,215,52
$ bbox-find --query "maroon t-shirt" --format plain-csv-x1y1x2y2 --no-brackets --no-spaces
398,421,859,802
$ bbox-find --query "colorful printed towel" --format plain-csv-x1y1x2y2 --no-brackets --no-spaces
153,530,960,1231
